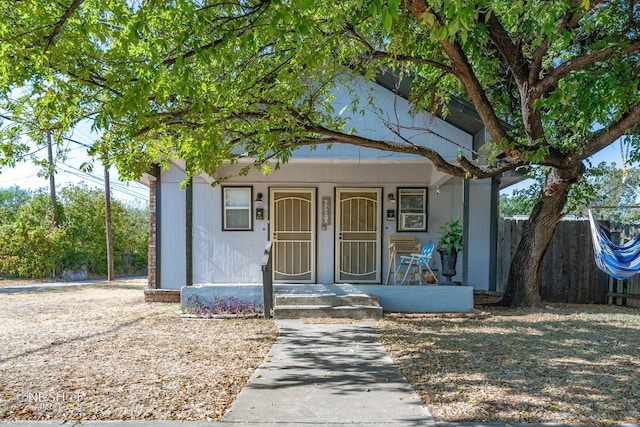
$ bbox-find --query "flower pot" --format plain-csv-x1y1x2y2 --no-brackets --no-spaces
437,248,458,285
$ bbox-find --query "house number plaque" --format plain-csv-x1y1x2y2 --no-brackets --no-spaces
321,196,331,229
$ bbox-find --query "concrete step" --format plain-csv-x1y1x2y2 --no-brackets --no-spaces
273,293,383,320
273,304,383,320
275,293,380,307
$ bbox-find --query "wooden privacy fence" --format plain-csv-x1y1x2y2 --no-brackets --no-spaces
606,223,640,307
609,275,640,307
496,218,610,304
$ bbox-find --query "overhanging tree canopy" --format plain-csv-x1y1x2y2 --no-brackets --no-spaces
1,0,639,306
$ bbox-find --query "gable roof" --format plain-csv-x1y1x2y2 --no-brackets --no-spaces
374,70,486,137
375,69,524,189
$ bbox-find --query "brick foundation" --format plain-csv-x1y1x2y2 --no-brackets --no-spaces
147,178,157,289
144,289,180,303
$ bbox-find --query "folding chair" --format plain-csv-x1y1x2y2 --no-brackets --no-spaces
397,243,436,285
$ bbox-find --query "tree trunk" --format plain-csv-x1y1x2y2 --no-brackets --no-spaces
502,164,584,307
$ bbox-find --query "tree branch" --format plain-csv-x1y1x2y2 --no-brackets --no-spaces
481,9,548,146
131,109,269,138
343,22,375,52
304,123,517,178
162,37,227,68
403,0,516,159
44,0,85,51
65,71,122,97
162,1,269,68
342,23,455,74
529,0,587,83
536,38,640,97
457,154,525,178
570,102,640,163
481,11,529,85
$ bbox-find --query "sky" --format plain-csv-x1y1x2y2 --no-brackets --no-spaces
0,122,149,205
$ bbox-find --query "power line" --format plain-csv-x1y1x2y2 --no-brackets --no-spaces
0,131,149,201
0,172,40,185
58,163,149,201
59,136,149,201
63,136,93,150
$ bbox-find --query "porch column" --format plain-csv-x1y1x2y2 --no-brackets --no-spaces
489,176,500,291
462,178,470,286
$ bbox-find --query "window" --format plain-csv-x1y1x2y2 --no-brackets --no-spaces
397,188,427,231
222,187,252,230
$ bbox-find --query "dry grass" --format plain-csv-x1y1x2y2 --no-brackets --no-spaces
0,279,277,421
4,279,639,424
378,304,640,425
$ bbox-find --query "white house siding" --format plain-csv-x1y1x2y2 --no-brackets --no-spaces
193,179,267,284
427,179,464,284
293,77,472,162
158,162,499,290
159,166,187,290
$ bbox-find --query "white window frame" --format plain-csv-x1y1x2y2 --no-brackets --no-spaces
222,186,253,231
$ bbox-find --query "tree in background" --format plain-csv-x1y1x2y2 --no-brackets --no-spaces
0,186,31,222
499,193,537,218
116,203,149,274
1,1,639,306
0,191,68,278
0,185,148,278
582,163,640,223
501,162,640,223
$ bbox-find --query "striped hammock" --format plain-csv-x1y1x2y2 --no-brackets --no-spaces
588,210,640,279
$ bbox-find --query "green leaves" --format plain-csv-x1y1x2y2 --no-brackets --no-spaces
0,185,148,278
0,0,638,188
438,216,463,253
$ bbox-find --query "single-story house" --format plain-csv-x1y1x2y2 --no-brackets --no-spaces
140,72,520,312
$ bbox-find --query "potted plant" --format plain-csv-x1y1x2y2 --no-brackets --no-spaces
437,216,463,284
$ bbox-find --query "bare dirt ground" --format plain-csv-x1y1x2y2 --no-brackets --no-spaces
0,279,277,421
378,304,640,425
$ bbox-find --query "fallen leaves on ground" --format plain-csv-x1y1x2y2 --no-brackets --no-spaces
0,279,277,421
378,305,640,425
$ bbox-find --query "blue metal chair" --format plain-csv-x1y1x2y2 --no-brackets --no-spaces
397,243,436,285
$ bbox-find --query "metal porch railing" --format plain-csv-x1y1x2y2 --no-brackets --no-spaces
261,241,273,319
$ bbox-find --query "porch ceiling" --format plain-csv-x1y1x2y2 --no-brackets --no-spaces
201,157,456,188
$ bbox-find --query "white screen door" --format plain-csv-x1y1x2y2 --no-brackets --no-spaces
270,188,316,283
335,188,381,283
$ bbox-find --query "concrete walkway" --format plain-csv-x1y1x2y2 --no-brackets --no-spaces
222,319,434,426
2,318,639,427
0,277,146,294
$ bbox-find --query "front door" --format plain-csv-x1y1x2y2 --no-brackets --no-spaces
270,188,316,283
335,188,382,283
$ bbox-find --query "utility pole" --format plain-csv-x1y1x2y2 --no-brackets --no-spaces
104,162,114,281
47,131,58,225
